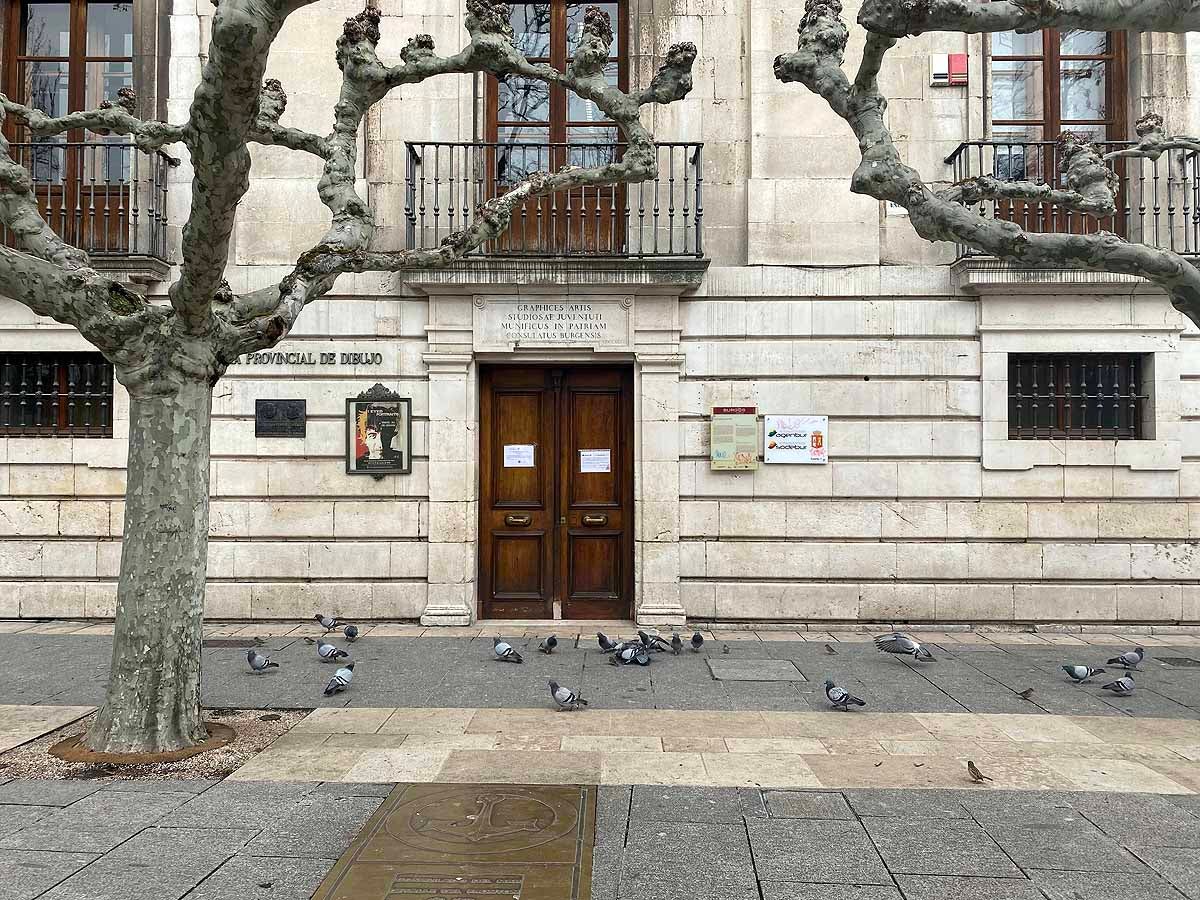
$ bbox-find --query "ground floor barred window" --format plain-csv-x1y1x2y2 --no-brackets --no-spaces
0,352,114,436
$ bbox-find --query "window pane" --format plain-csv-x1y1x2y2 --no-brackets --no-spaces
1060,61,1106,121
990,127,1046,180
21,2,71,56
497,76,550,122
495,126,549,184
991,59,1044,120
567,2,618,56
567,62,618,122
86,1,133,55
1060,30,1108,55
991,30,1041,56
566,126,618,167
509,3,550,58
20,59,69,116
85,60,132,110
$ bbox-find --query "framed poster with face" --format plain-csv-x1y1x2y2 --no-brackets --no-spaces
346,384,412,476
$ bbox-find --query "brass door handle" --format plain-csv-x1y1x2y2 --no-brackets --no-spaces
505,514,531,527
581,514,607,526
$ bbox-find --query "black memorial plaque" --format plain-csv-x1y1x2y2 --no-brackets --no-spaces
255,399,307,437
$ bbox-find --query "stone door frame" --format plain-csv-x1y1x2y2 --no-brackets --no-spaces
418,283,689,626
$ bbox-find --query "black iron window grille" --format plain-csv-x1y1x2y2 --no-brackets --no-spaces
0,353,114,437
1008,353,1146,440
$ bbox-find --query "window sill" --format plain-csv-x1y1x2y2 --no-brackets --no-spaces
982,437,1181,471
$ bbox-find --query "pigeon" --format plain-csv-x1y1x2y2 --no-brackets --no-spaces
314,613,338,633
638,630,672,652
324,661,354,696
874,632,935,662
1017,688,1034,701
493,637,523,664
824,679,866,710
967,760,991,783
316,639,349,662
610,646,650,666
597,632,619,653
722,644,730,655
690,631,704,652
1063,665,1106,683
549,680,587,710
1102,674,1135,696
343,624,359,642
824,644,837,655
246,648,279,674
671,633,683,655
1107,647,1145,669
538,635,558,654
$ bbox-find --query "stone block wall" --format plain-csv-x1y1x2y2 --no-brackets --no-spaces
676,273,1200,625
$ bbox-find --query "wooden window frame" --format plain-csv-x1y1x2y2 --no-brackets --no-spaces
987,28,1128,143
2,0,134,142
485,0,630,146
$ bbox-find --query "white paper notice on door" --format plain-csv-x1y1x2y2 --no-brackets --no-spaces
503,444,535,468
580,449,611,473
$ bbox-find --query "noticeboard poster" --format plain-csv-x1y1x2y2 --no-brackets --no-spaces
710,406,758,470
764,414,828,464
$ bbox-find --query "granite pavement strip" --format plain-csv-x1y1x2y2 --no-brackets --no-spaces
4,622,1200,898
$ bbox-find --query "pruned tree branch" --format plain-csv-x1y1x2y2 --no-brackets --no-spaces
248,79,331,158
775,0,1200,326
222,0,696,358
942,131,1118,217
1105,112,1200,161
171,0,320,335
0,88,185,155
858,0,1200,38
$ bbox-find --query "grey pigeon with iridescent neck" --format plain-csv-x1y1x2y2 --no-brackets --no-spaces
1102,674,1135,695
1107,647,1145,669
549,680,587,710
824,679,865,710
493,637,523,663
1063,665,1105,683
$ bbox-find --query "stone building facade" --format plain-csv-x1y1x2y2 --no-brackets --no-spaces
1,0,1199,625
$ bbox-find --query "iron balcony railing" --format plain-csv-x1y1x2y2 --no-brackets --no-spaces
0,139,173,263
403,140,703,258
945,140,1200,260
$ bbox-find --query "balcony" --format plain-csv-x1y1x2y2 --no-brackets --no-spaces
403,141,704,260
0,140,174,282
945,140,1200,264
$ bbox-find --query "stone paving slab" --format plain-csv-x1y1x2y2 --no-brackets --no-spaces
4,780,1200,899
4,630,1200,721
223,705,1200,793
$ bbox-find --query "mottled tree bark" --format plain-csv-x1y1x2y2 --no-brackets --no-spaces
88,378,214,753
0,0,694,754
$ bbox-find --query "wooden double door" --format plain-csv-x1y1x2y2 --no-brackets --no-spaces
479,365,633,619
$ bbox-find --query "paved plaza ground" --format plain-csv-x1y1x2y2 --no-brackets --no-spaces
1,621,1199,899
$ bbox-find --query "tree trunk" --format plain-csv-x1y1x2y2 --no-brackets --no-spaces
85,378,213,754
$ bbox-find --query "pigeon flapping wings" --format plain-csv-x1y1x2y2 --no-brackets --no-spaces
611,646,650,666
549,680,587,710
874,632,935,661
493,637,524,663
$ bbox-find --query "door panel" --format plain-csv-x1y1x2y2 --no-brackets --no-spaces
479,365,632,620
479,368,556,618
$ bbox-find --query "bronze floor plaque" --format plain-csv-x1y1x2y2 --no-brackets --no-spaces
312,784,596,900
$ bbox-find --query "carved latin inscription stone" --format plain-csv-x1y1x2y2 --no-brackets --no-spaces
475,296,634,351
